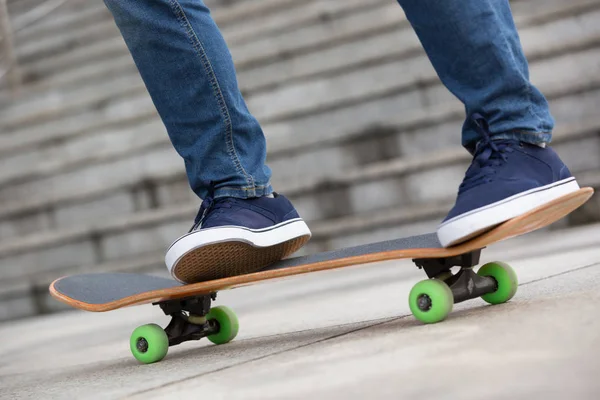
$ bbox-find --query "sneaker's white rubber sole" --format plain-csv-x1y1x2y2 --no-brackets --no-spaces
437,178,580,247
165,219,311,282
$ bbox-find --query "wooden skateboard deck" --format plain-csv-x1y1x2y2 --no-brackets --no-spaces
51,188,593,311
48,187,594,364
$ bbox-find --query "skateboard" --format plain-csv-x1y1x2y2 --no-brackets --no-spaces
50,188,593,364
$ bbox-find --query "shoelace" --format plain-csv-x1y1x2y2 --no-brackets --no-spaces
459,114,517,194
190,181,233,231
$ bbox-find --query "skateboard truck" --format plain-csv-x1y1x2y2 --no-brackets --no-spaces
413,249,498,304
154,294,220,347
128,295,239,364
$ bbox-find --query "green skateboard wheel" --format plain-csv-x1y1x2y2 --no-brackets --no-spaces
477,261,518,304
408,279,454,324
206,305,239,345
130,323,169,364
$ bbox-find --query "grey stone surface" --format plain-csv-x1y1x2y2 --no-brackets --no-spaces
396,119,464,156
0,211,53,241
347,177,407,215
551,87,600,123
0,73,146,129
0,120,166,188
0,279,36,321
404,163,467,204
249,55,435,122
520,7,600,57
224,0,384,45
155,177,198,207
269,146,351,190
0,94,157,151
53,191,136,232
32,53,138,94
15,18,117,64
1,226,599,399
19,35,130,85
0,146,182,205
14,2,109,42
239,27,420,93
100,219,188,262
327,219,440,250
0,239,97,281
553,135,600,173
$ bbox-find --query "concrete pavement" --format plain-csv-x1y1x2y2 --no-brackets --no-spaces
1,223,600,399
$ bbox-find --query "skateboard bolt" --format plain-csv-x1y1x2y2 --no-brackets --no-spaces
136,337,149,353
417,294,433,311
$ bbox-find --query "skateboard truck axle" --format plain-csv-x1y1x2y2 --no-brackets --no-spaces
154,294,219,347
163,311,220,347
445,267,497,303
412,249,497,304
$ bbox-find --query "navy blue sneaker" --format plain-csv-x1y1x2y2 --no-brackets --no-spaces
165,193,311,283
437,116,579,247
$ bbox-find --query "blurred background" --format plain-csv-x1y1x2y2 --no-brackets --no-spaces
0,0,598,322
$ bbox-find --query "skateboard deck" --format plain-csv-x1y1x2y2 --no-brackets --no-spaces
51,188,593,311
49,188,593,364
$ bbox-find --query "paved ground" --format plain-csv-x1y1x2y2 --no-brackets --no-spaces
1,224,600,400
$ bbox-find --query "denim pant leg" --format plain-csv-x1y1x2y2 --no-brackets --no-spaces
103,0,272,199
396,0,554,152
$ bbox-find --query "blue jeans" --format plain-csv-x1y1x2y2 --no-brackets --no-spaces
103,0,554,199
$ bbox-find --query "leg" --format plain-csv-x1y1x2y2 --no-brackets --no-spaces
103,0,310,282
397,0,579,245
397,0,553,152
103,0,271,199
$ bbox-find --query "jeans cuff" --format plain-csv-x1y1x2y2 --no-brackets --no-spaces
491,130,552,145
213,183,274,199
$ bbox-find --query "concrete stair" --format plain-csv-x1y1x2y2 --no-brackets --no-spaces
1,0,599,320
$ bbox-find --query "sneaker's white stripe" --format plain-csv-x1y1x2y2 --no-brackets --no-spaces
437,178,580,247
165,219,311,275
166,218,304,252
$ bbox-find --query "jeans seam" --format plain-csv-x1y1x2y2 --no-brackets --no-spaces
216,184,271,192
168,0,255,191
497,24,547,132
214,183,273,199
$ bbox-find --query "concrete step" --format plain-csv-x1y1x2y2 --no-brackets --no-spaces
12,1,107,40
15,13,117,65
6,0,66,17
